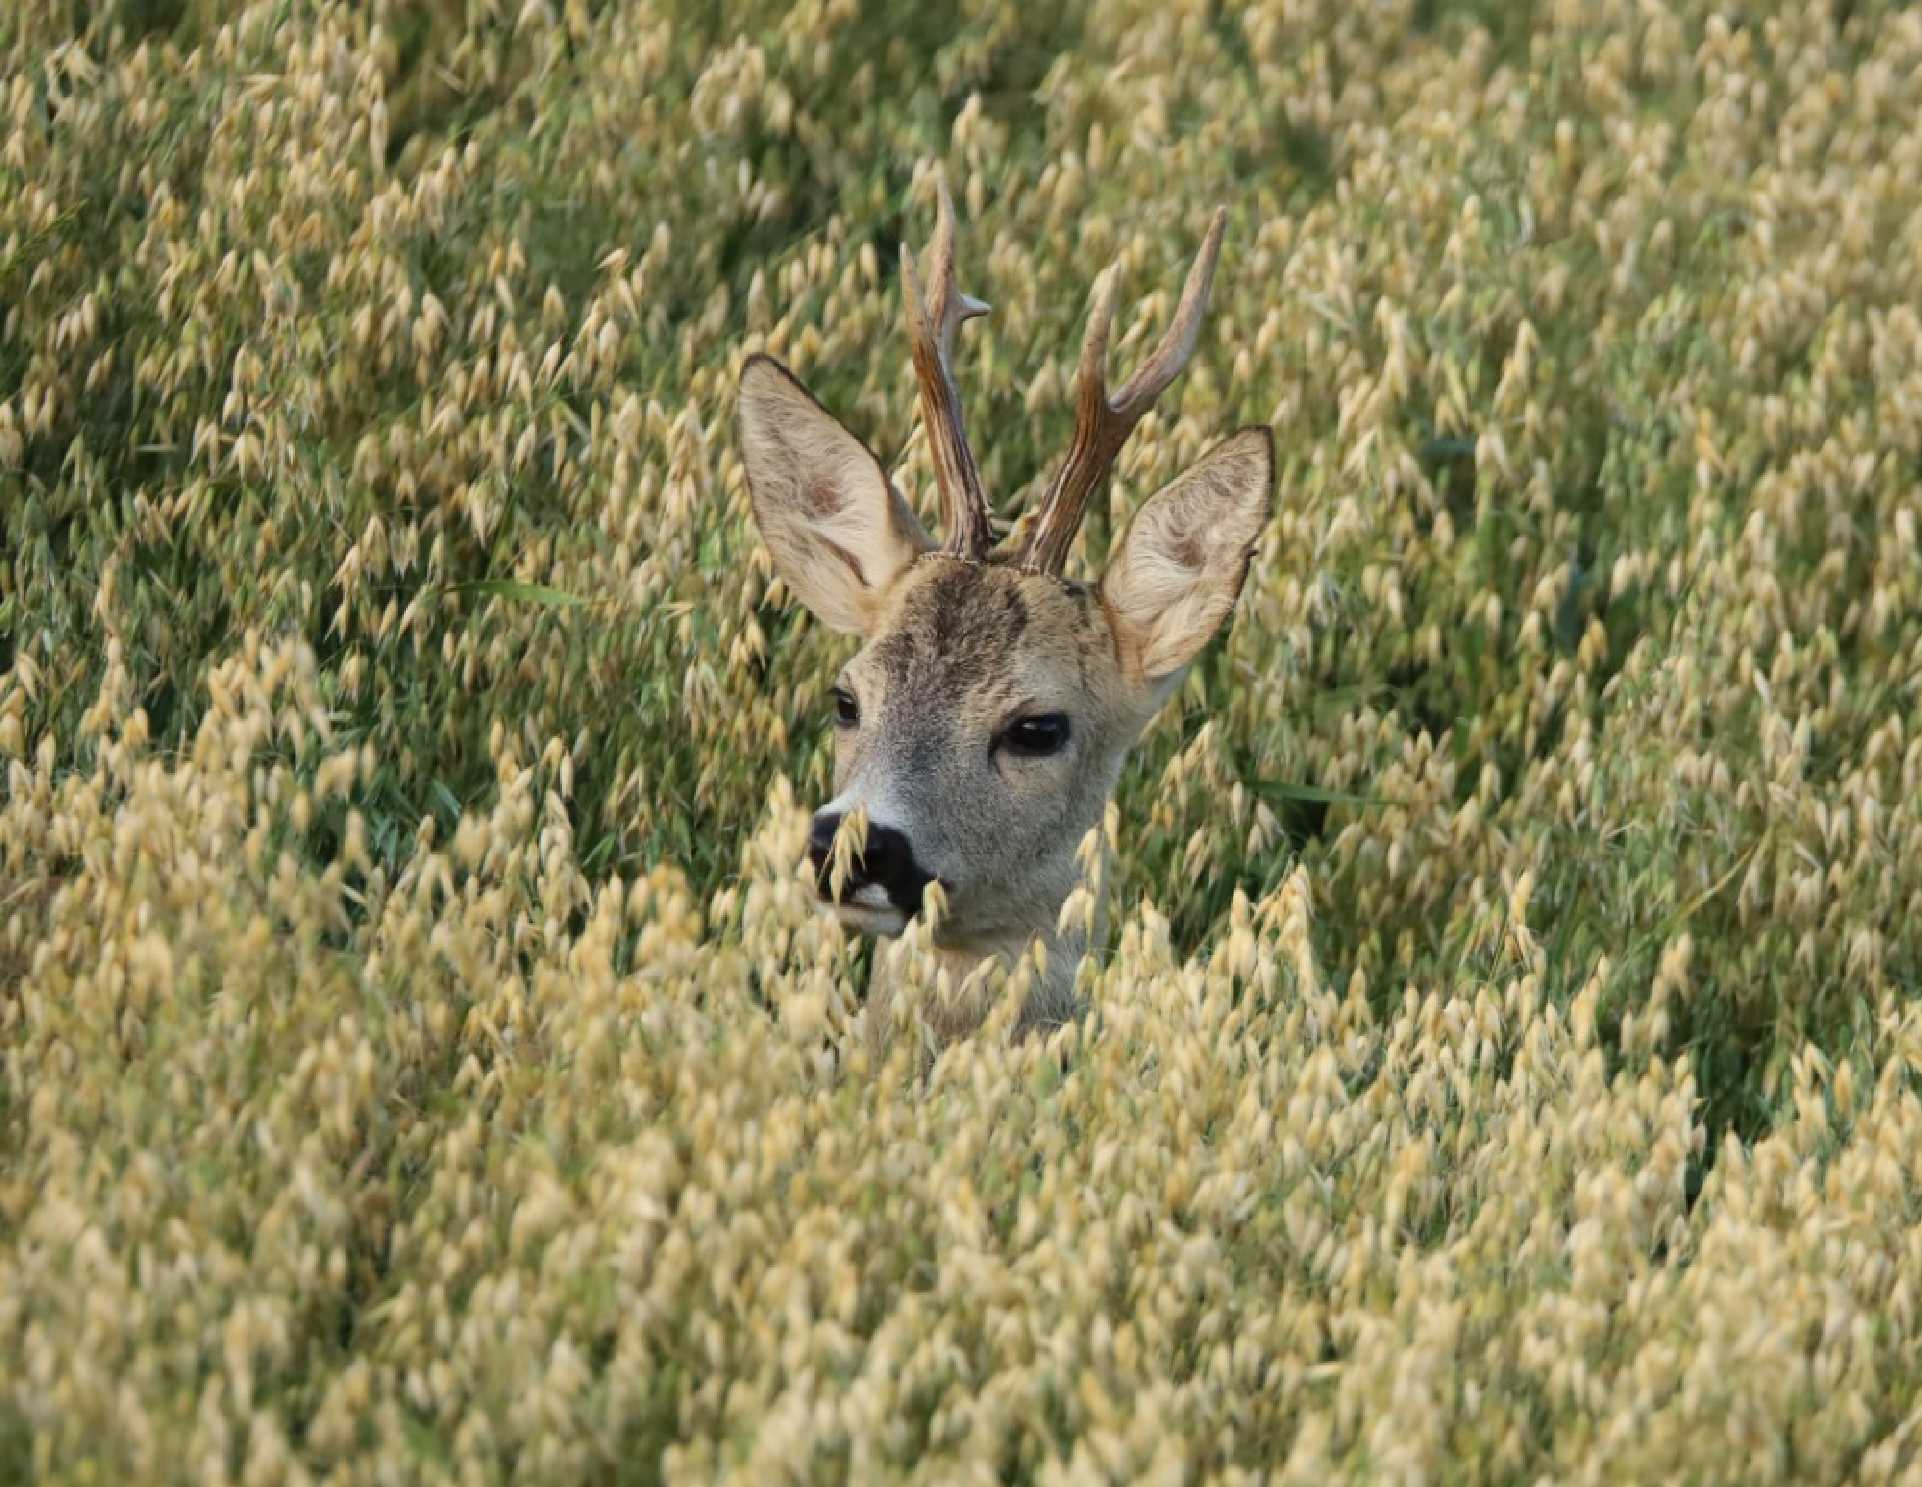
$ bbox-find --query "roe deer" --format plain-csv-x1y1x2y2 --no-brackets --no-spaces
737,183,1271,1042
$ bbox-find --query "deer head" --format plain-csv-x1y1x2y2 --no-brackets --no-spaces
737,184,1271,1021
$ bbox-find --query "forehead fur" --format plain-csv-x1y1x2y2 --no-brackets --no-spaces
855,555,1118,706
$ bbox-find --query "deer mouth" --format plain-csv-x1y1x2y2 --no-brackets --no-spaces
811,867,951,937
814,872,949,918
806,817,941,924
822,896,913,937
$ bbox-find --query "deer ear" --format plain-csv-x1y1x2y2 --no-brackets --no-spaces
1099,427,1273,683
738,355,932,635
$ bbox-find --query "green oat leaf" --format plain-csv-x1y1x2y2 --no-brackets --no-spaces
1246,779,1390,809
448,579,592,608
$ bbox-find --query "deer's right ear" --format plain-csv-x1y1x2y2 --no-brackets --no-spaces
738,355,931,635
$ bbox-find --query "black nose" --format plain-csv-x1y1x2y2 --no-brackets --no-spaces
807,810,935,913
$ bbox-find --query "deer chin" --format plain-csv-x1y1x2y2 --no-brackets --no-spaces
826,902,910,936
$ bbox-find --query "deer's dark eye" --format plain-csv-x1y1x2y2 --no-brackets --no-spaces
1002,713,1071,758
832,686,860,729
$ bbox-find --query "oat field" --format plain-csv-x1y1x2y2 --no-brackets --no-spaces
5,0,1922,1481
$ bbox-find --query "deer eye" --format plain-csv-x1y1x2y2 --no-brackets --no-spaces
832,685,860,729
1001,713,1071,758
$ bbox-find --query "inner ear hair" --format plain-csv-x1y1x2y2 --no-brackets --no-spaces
1100,425,1273,682
737,354,931,634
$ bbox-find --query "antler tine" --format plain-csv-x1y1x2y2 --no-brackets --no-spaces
1018,206,1229,574
900,178,994,558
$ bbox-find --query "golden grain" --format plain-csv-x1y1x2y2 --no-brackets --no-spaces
3,0,1922,1479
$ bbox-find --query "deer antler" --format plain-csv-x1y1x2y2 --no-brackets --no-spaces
900,180,994,559
1017,207,1228,574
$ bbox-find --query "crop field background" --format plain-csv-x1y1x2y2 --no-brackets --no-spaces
5,0,1922,1480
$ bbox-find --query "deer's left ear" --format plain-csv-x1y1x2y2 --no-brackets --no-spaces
738,354,932,635
1099,426,1273,683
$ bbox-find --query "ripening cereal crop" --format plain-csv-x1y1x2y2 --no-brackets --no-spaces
5,0,1922,1482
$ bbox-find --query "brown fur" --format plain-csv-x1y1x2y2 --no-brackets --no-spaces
737,353,1272,1046
832,556,1143,1024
